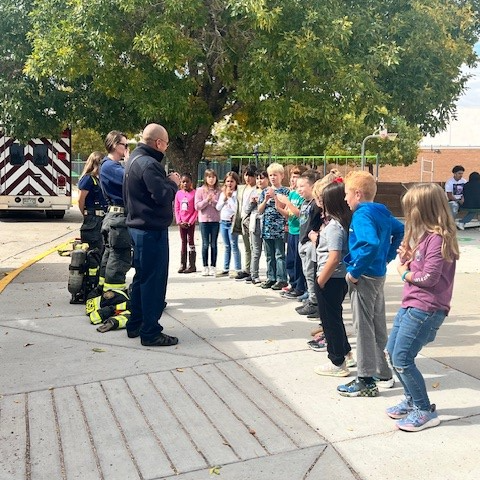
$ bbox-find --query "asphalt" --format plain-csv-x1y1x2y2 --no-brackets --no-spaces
1,225,480,480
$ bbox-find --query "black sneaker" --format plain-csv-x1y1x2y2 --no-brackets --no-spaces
306,311,320,319
297,303,319,316
271,281,288,290
141,333,179,347
337,378,379,397
235,271,250,280
261,280,275,289
127,328,141,338
251,277,262,285
244,276,253,282
282,290,303,299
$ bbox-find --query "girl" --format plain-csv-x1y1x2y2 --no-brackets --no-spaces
387,183,459,432
194,169,221,276
216,171,241,277
311,181,354,375
77,151,108,252
174,173,198,273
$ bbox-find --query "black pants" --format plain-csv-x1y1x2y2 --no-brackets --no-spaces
314,277,351,366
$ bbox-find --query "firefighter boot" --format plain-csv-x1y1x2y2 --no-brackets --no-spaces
178,251,187,273
184,249,197,274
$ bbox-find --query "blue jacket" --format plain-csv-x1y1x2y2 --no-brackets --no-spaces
100,157,125,206
344,202,404,278
123,143,178,230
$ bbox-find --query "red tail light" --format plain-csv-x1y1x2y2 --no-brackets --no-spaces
57,152,67,161
57,175,66,187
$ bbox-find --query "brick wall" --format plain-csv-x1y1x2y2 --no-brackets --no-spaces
377,148,480,183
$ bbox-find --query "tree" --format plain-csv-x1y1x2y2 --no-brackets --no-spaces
5,0,480,175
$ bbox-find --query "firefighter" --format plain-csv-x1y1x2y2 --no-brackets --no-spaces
78,151,108,252
98,131,132,292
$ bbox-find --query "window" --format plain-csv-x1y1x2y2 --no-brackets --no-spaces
10,144,25,165
33,144,49,166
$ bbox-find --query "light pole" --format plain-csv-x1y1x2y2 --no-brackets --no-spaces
361,128,398,169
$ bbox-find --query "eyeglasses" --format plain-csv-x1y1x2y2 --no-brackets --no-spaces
118,142,128,148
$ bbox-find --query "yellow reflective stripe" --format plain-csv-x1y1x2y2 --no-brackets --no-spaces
89,311,102,324
85,296,102,314
98,277,105,286
103,282,126,291
88,268,99,276
116,302,127,312
113,313,129,329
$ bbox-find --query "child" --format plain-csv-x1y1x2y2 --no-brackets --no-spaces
195,169,221,276
276,166,307,298
295,170,322,314
386,183,458,431
337,171,404,397
233,165,258,280
246,171,269,284
174,173,198,273
78,151,108,252
216,171,241,277
257,163,290,289
312,181,354,376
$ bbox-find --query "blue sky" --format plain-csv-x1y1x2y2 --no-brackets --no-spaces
457,42,480,108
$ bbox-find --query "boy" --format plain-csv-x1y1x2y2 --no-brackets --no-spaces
246,171,269,284
276,166,307,298
233,164,258,280
257,163,290,289
337,171,404,397
295,170,322,315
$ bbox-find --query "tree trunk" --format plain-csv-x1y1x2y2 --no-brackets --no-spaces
165,124,211,186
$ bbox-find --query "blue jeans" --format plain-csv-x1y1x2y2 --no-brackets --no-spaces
386,307,446,411
199,222,219,267
220,220,241,271
286,233,305,292
127,228,169,341
263,237,286,282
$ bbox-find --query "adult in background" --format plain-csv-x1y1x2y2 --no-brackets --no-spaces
99,131,131,292
445,165,466,219
457,171,480,230
123,123,181,347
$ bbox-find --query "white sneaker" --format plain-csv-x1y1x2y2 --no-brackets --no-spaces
201,267,209,276
457,222,465,230
374,377,395,389
209,266,216,276
314,362,350,377
345,352,357,368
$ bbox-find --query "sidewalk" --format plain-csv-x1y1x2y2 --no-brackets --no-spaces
1,226,480,480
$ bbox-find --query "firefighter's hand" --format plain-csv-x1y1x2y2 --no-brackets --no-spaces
168,171,181,186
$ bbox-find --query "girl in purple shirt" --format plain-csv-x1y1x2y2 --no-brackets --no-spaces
386,183,459,432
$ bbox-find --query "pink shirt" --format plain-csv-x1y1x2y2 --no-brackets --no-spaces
174,189,198,225
194,186,221,223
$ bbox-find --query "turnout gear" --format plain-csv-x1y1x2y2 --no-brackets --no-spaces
97,311,131,333
86,289,130,326
68,242,102,304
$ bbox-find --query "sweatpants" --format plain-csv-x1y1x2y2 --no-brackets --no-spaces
348,274,392,379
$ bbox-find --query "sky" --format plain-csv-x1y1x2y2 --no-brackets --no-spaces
421,42,480,146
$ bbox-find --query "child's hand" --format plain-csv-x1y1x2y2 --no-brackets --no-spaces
308,230,318,244
397,242,411,264
276,193,288,204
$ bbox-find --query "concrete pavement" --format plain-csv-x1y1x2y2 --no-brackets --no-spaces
1,225,480,480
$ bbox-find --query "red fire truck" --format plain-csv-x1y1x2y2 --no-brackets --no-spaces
0,128,72,218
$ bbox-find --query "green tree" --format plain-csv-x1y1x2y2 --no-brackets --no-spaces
6,0,480,175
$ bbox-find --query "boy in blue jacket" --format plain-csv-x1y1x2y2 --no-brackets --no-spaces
337,171,404,397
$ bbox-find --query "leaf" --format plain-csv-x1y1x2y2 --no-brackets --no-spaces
432,382,440,389
248,428,256,435
176,368,184,372
92,348,106,353
209,466,222,475
24,343,34,347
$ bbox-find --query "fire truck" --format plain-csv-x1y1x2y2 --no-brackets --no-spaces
0,128,72,218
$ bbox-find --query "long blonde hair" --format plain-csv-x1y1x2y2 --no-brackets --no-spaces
401,183,459,262
80,151,103,178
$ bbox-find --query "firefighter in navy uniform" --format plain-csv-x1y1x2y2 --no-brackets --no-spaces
78,151,108,251
98,131,132,292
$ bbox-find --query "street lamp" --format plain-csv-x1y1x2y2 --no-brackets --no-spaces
361,127,398,169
